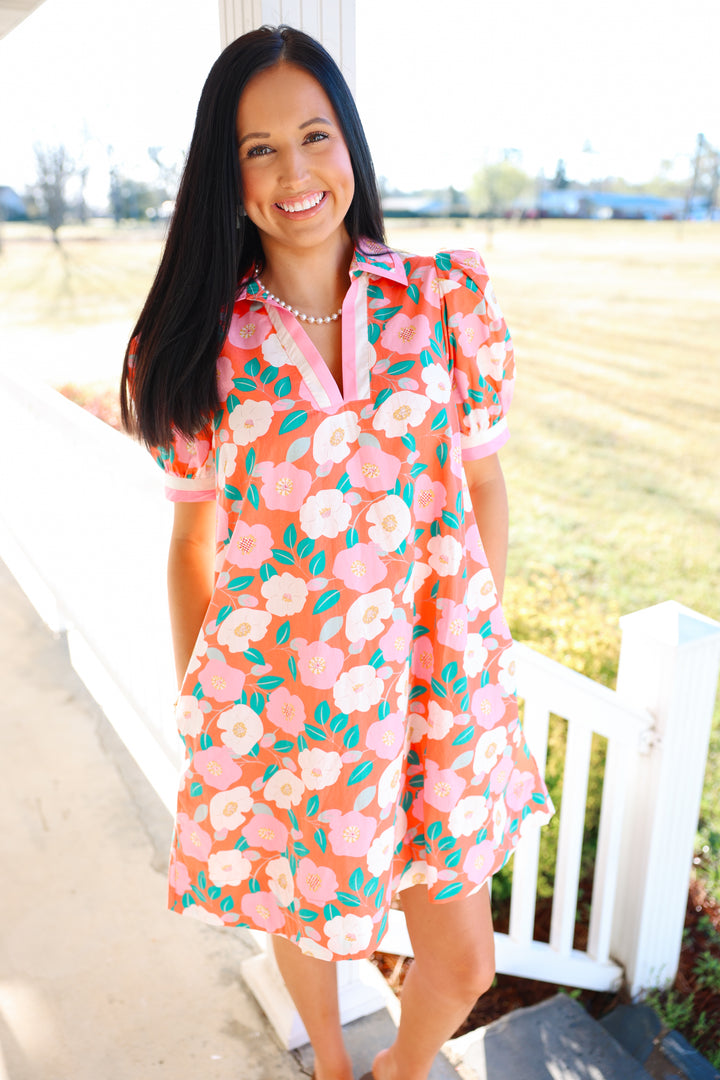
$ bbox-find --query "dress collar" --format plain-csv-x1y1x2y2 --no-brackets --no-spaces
237,239,407,302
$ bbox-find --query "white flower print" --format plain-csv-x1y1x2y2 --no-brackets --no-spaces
182,905,224,926
312,411,360,464
498,645,518,694
298,748,343,791
345,588,394,644
217,443,238,487
449,796,490,838
217,607,272,653
473,728,508,777
299,489,352,540
372,390,431,438
398,860,438,890
217,704,263,755
333,665,385,713
421,363,452,403
264,768,305,809
298,938,334,961
401,561,432,604
208,849,252,887
366,826,396,877
324,913,374,956
427,535,464,578
261,572,308,617
490,798,508,847
261,335,287,366
366,495,411,552
267,857,295,906
464,406,491,442
466,569,497,612
175,695,204,737
228,398,273,445
377,753,404,810
464,634,489,678
209,785,253,831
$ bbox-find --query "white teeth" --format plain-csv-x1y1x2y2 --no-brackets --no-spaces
278,192,324,213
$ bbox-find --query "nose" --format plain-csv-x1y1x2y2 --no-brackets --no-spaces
279,145,310,190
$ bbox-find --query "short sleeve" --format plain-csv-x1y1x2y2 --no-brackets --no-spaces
437,249,515,461
128,337,217,502
151,421,216,502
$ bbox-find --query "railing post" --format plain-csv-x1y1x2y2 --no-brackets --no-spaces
610,601,720,998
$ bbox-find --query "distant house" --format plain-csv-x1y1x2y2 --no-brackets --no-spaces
534,188,693,221
0,186,27,221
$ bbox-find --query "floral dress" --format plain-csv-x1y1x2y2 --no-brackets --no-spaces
146,243,553,960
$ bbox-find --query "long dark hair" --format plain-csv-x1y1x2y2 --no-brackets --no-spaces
121,24,386,447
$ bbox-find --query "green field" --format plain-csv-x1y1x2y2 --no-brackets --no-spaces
2,217,719,883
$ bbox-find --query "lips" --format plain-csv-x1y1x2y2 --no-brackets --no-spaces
275,191,326,214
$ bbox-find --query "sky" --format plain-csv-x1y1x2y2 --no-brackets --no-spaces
1,0,718,207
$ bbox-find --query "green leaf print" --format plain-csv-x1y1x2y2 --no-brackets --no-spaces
304,723,327,742
374,304,403,321
315,700,330,725
378,701,390,720
299,909,319,922
275,375,292,397
426,821,442,842
215,605,233,626
431,677,447,699
244,647,265,664
444,849,462,869
259,363,279,385
226,393,240,412
452,724,475,746
401,433,416,452
181,894,196,909
369,649,384,669
306,795,320,818
260,562,278,581
315,827,327,854
283,523,297,548
297,733,308,752
224,483,244,501
288,655,297,681
412,626,430,641
349,868,364,891
248,877,261,893
323,902,341,920
234,837,249,852
336,891,361,908
200,732,213,750
247,483,259,509
190,782,203,797
233,377,257,392
288,809,299,830
442,510,460,529
363,876,380,897
330,713,348,733
250,692,264,714
435,443,449,470
367,284,384,299
374,386,393,409
337,472,351,493
343,724,360,749
435,882,464,901
409,462,427,479
435,252,452,272
263,763,280,782
276,621,291,645
271,548,296,565
480,620,493,638
347,761,374,786
431,408,449,433
461,692,470,711
408,686,427,702
309,549,326,575
419,348,434,367
387,360,416,376
452,676,468,694
367,322,380,344
245,447,256,475
312,589,340,615
273,740,295,754
257,675,285,690
437,836,456,851
279,410,308,435
227,575,254,591
207,886,222,899
402,482,414,507
296,537,315,560
407,283,421,304
192,682,203,699
442,661,458,683
480,668,490,687
244,358,260,376
345,528,359,548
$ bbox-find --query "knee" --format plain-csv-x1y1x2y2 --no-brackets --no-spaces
417,946,495,1004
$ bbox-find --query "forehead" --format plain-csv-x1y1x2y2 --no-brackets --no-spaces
236,62,337,134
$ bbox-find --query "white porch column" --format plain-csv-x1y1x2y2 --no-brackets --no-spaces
610,601,720,998
217,0,356,92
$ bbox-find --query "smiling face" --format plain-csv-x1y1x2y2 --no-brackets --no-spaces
236,62,355,261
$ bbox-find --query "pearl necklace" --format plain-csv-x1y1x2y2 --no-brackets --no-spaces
256,278,342,324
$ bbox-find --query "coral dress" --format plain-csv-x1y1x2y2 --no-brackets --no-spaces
147,244,553,960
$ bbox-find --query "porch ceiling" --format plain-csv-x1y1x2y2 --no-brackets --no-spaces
0,0,46,40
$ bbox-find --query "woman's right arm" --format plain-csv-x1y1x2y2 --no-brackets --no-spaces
168,500,217,688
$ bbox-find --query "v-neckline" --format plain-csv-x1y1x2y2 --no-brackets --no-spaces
262,274,370,413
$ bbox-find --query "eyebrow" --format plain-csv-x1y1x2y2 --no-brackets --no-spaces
238,116,334,148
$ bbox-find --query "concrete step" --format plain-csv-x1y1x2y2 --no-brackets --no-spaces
446,994,653,1080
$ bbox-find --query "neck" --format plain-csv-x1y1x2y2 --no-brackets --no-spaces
259,232,354,315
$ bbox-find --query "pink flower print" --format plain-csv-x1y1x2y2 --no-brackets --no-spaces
427,534,463,578
420,266,463,307
266,686,307,736
169,849,191,895
448,431,464,478
241,813,289,852
412,475,447,523
333,543,387,592
471,683,508,731
462,839,496,885
261,572,308,617
297,641,345,690
365,712,406,760
423,760,466,812
411,637,435,682
228,398,274,446
451,367,471,408
465,524,486,564
192,746,244,790
380,312,432,355
227,522,274,568
198,658,245,703
436,601,468,652
327,810,377,857
379,619,412,664
346,446,401,492
228,308,272,350
258,461,312,512
505,768,535,812
240,890,286,932
490,755,514,795
173,429,210,469
490,605,510,640
176,813,213,861
455,313,489,358
297,857,339,905
216,354,234,401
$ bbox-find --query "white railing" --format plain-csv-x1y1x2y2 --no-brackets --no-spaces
1,370,719,1048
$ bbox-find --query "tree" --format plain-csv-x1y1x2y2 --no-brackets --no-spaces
553,159,569,189
32,144,75,244
468,161,531,217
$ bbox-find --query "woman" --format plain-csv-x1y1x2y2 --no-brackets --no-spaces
121,25,552,1080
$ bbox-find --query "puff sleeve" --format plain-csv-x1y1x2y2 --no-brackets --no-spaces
151,421,216,502
437,249,515,460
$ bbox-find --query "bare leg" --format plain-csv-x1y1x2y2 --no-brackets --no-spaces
271,935,353,1080
372,883,495,1080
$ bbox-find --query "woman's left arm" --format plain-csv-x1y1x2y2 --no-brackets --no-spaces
463,452,508,601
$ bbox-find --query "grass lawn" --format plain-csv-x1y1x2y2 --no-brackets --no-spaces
2,220,719,1041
